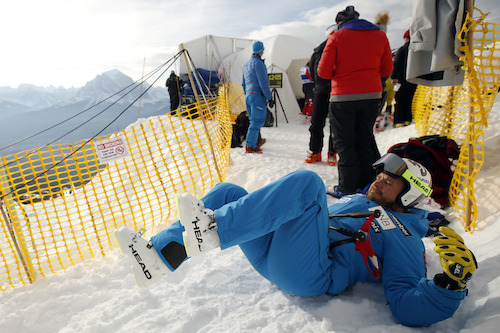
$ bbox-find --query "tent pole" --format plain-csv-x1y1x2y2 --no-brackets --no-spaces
465,0,475,231
180,45,223,183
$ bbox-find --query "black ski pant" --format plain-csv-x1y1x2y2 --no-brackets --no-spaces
308,92,335,154
394,82,417,124
329,99,381,194
169,93,180,112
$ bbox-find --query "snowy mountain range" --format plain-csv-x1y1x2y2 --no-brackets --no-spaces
0,70,169,155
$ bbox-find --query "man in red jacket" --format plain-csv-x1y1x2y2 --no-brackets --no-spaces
318,6,393,197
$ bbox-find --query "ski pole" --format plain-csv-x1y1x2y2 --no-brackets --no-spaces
329,210,380,219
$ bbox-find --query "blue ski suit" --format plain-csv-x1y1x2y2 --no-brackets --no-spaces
241,54,273,148
151,170,466,327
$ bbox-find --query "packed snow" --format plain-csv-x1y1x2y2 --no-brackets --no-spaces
1,98,500,332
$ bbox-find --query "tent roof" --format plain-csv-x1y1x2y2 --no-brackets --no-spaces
178,34,317,119
177,35,256,74
221,34,315,83
263,35,316,73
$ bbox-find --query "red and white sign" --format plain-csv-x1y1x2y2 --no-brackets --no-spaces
94,136,130,163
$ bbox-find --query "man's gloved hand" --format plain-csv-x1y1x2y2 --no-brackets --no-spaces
433,227,478,291
268,99,275,108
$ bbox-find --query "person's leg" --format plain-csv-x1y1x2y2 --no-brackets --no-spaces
393,90,405,125
215,170,332,296
328,122,335,154
330,101,359,194
155,171,332,295
171,94,179,110
308,92,330,153
245,94,253,118
169,93,176,112
216,170,327,248
245,94,267,148
405,83,418,123
355,99,381,189
151,182,249,271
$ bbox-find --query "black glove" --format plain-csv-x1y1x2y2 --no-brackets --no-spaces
433,227,477,291
268,99,275,108
425,212,451,237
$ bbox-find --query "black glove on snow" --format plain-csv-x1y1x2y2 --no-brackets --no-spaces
268,99,275,108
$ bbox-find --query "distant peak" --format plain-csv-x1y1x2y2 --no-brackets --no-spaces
103,69,124,77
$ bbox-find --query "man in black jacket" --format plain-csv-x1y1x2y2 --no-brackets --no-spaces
166,71,183,112
305,25,337,166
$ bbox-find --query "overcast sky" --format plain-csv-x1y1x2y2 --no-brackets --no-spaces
1,0,498,88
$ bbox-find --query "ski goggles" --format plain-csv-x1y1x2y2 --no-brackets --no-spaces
372,153,432,197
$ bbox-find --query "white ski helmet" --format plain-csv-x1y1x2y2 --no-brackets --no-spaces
372,153,433,208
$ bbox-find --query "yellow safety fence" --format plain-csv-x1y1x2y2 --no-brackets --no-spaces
0,83,246,291
1,10,497,291
412,8,500,232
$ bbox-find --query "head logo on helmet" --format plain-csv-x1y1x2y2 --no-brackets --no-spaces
372,153,433,208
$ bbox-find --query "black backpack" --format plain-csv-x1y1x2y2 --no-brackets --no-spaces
388,135,460,207
231,111,250,148
231,110,274,148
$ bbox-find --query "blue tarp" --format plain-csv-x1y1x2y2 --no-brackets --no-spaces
181,68,220,96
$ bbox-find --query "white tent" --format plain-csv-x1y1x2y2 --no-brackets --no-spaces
177,35,256,76
178,35,316,121
219,35,316,120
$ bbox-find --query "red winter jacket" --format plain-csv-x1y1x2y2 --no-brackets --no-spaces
317,19,393,100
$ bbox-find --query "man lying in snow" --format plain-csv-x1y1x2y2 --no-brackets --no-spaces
116,153,477,327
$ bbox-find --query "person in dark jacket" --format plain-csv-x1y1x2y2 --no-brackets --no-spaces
117,153,477,327
391,30,418,127
305,25,338,166
318,6,393,197
166,71,183,112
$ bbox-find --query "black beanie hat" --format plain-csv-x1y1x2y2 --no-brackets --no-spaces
336,6,360,29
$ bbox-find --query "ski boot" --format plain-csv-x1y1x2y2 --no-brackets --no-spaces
305,151,321,163
374,114,385,133
176,193,220,257
115,227,169,288
245,145,263,154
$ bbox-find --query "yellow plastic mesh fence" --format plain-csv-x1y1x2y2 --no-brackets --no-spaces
0,84,238,291
412,9,500,232
223,82,247,121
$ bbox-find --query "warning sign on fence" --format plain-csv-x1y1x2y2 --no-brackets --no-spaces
94,136,130,163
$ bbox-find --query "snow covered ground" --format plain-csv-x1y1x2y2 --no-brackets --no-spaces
1,98,500,332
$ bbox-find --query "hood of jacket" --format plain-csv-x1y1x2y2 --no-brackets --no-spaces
341,19,380,31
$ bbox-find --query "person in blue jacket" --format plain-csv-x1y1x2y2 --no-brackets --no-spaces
241,41,274,153
116,153,477,327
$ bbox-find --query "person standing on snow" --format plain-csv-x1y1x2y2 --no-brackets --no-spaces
317,6,393,197
391,30,418,127
300,64,314,118
241,41,274,153
166,71,183,112
116,153,477,327
305,24,338,166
